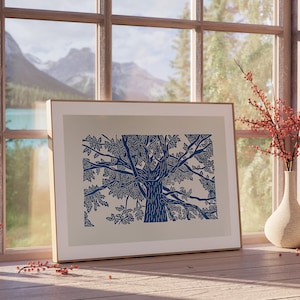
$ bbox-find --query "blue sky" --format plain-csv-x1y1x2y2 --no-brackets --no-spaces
5,0,188,80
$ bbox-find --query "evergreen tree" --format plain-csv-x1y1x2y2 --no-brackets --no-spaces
163,0,274,232
203,0,273,232
163,2,190,101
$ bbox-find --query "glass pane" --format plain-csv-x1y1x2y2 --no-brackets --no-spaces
113,0,190,19
113,25,191,101
5,0,96,12
203,0,274,25
5,19,95,130
6,139,51,248
203,32,273,123
236,137,272,232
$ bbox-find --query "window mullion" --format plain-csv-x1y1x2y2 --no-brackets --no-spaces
273,0,292,210
97,0,112,100
191,0,202,102
279,0,291,104
0,0,4,256
3,7,102,23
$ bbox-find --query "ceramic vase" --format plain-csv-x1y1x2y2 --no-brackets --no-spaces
264,171,300,248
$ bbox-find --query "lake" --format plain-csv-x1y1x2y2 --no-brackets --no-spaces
5,108,47,148
6,108,47,130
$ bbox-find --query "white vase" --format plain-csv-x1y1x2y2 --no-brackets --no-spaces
264,171,300,248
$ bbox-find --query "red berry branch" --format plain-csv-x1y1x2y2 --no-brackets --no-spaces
236,62,300,171
17,261,79,275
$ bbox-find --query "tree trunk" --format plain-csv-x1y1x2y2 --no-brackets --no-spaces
144,180,167,223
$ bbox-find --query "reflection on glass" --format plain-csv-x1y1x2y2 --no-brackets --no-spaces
6,139,51,248
203,0,274,25
203,31,273,120
113,0,190,19
236,137,272,232
113,25,191,101
5,0,95,12
5,19,95,130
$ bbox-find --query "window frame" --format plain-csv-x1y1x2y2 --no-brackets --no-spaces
0,0,290,260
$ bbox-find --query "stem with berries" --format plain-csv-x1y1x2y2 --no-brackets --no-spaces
236,62,300,171
16,261,78,275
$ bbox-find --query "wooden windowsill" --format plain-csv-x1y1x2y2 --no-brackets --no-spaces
0,233,269,262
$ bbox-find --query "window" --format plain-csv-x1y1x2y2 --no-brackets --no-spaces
203,0,274,25
112,0,188,19
0,0,289,258
112,25,191,101
5,19,95,130
5,0,96,12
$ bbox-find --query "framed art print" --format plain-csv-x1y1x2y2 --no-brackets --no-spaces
47,100,241,262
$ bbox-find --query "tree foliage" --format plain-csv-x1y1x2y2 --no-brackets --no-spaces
6,82,87,108
5,140,51,247
202,1,273,232
163,0,274,232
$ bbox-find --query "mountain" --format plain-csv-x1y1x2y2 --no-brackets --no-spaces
25,53,55,71
6,31,166,102
25,44,166,100
40,47,95,98
112,62,166,100
5,32,87,100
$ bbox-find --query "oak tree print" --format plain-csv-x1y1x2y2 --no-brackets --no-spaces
82,134,217,227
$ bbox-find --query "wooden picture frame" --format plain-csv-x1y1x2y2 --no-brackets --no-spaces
47,100,241,262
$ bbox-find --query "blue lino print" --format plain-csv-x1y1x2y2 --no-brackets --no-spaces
82,134,217,226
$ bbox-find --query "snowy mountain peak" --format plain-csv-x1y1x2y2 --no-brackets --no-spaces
25,53,55,71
